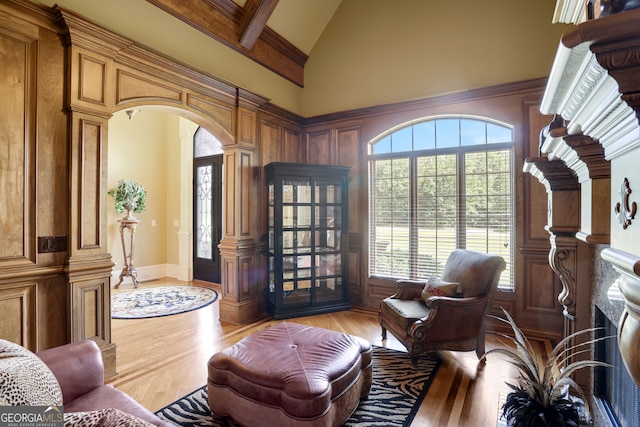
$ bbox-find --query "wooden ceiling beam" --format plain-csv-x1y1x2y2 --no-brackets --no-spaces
146,0,306,87
239,0,279,50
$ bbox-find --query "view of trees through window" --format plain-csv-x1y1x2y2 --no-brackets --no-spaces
368,117,514,289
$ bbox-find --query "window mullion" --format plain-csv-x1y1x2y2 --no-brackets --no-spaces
457,152,466,249
409,157,418,278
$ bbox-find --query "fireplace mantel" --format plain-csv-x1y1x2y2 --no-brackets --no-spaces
536,7,640,388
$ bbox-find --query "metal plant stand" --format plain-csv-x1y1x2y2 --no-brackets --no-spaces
115,217,141,288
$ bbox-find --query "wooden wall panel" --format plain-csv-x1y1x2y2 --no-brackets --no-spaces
79,118,104,249
259,119,279,166
186,93,235,141
71,279,108,342
0,27,36,264
238,107,256,147
336,126,361,232
224,151,237,238
0,283,36,349
36,276,68,350
240,152,251,237
282,126,301,163
79,54,107,105
307,130,331,165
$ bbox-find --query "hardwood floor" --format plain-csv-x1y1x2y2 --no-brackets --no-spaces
108,278,550,427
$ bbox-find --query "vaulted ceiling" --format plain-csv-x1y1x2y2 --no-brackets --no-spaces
146,0,342,86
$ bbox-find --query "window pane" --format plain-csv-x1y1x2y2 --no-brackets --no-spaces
487,122,513,143
194,127,223,158
391,126,413,153
373,135,391,154
460,119,486,146
370,158,410,278
413,121,435,151
436,118,460,148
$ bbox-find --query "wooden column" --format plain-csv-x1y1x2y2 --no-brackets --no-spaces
218,96,267,324
63,33,117,374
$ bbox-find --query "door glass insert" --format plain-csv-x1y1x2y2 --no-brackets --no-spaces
196,165,212,260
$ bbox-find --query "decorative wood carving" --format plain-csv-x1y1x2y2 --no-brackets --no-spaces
523,156,581,322
615,177,637,229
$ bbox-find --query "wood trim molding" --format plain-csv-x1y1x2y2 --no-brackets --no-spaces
145,0,306,87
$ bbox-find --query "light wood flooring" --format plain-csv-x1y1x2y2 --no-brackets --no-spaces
108,278,552,427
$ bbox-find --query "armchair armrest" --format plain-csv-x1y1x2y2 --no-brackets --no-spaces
392,280,425,300
408,295,490,341
36,339,104,404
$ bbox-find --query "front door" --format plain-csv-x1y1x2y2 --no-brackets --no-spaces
193,154,222,282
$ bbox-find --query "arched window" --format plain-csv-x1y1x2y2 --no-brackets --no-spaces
368,116,514,289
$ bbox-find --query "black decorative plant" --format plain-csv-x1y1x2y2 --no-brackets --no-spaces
482,308,612,427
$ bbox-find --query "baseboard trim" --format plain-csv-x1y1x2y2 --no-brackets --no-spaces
110,263,180,286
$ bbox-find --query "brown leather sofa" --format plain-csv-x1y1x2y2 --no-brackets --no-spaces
36,339,171,427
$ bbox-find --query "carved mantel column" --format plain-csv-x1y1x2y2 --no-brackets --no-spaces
523,157,582,326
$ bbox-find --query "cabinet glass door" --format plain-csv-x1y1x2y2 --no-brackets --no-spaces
313,180,343,304
266,162,350,319
281,179,313,310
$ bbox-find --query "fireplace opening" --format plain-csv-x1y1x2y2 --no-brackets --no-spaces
595,308,640,426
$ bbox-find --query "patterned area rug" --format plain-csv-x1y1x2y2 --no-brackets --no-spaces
155,346,440,426
112,286,218,319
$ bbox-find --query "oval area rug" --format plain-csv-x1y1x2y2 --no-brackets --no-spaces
112,286,218,319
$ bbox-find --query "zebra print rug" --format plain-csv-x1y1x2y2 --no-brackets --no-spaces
155,346,440,426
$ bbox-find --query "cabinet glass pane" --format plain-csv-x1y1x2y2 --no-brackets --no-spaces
298,231,311,251
283,232,294,250
297,206,311,226
297,184,311,203
317,254,340,276
326,230,340,249
315,277,343,303
315,206,341,228
283,184,294,203
283,205,294,227
315,182,340,203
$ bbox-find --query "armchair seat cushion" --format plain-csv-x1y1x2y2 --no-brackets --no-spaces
380,298,429,331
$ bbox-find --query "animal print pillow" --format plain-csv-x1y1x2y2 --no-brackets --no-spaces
0,339,63,406
64,409,156,427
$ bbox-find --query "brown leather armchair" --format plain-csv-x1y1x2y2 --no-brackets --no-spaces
379,249,506,367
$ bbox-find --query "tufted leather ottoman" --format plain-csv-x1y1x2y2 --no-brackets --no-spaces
207,322,373,427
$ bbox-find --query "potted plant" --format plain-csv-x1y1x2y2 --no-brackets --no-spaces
108,179,147,220
482,308,611,427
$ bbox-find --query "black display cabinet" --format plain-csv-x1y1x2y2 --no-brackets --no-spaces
265,162,350,319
